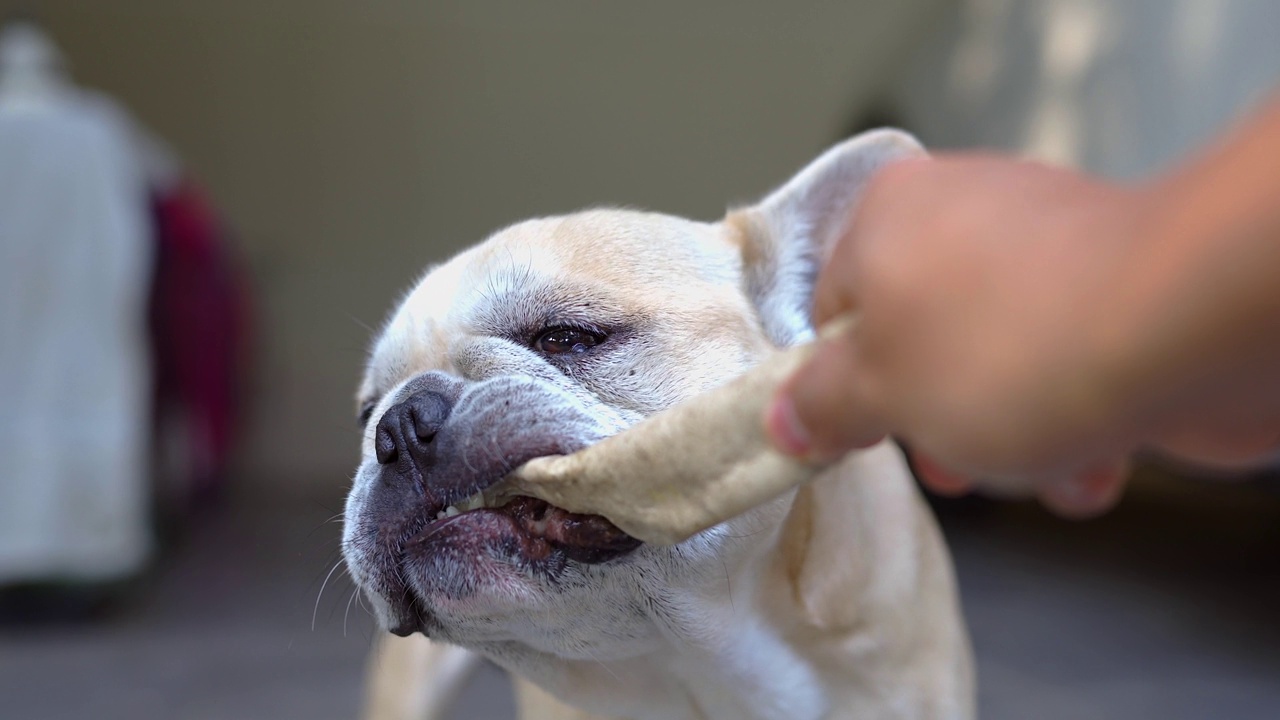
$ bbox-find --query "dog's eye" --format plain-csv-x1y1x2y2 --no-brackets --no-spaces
357,401,376,428
535,327,604,355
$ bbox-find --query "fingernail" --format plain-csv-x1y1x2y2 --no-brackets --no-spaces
766,394,812,457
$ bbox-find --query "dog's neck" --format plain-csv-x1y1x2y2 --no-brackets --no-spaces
482,444,972,720
481,534,829,720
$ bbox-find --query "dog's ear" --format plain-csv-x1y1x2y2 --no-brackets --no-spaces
727,129,925,347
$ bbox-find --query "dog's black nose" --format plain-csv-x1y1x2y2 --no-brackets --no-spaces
374,389,453,465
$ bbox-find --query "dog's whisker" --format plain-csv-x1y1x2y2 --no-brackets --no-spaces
578,643,621,684
344,310,377,335
303,513,347,542
720,555,734,614
718,527,771,540
331,421,371,438
344,587,359,638
313,559,347,632
299,548,345,609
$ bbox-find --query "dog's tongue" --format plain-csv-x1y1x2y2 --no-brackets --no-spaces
504,496,640,563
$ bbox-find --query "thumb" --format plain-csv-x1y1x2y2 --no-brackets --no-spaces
765,327,887,460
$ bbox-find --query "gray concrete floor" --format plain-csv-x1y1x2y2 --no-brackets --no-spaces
2,472,1278,719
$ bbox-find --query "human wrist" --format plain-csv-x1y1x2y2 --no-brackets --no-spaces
1089,144,1280,441
1073,181,1184,447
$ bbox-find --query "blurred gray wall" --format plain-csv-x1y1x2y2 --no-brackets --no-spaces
893,0,1280,178
15,1,943,493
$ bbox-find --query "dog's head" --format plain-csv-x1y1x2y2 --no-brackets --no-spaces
342,130,922,661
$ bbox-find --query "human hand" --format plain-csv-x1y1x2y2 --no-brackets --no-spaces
765,154,1157,516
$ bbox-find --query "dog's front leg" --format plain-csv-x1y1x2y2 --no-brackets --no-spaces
513,676,625,720
362,635,479,720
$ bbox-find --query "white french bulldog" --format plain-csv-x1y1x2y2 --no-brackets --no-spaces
342,129,974,720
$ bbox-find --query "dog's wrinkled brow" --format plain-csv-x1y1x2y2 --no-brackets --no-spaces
469,277,629,341
358,265,644,411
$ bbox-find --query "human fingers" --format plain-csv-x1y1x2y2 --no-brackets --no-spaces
910,451,975,496
766,325,888,460
1035,460,1131,519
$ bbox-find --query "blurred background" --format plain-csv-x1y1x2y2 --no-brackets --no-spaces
0,1,1277,718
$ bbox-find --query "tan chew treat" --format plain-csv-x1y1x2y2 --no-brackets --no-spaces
502,319,852,545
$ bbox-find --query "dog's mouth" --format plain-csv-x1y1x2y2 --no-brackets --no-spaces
382,484,641,636
409,489,641,565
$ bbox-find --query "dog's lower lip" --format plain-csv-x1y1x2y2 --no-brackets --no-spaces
410,495,640,563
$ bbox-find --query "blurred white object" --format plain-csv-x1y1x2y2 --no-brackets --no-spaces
0,21,156,583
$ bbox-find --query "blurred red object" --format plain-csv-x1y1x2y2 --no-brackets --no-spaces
149,180,250,511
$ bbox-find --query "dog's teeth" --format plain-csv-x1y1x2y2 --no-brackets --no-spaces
439,491,495,519
456,491,488,512
483,487,514,509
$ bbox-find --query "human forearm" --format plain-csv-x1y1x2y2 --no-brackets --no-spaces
1102,98,1280,456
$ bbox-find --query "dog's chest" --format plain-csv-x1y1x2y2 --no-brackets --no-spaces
533,616,827,720
666,617,826,720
